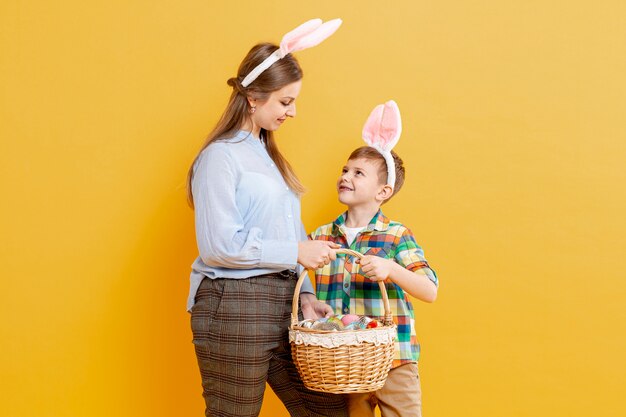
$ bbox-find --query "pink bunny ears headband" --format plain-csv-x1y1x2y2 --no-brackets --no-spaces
241,18,343,88
362,100,402,189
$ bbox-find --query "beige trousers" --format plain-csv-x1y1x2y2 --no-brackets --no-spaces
347,363,422,417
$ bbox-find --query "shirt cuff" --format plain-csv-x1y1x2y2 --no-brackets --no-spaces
299,274,315,294
260,239,298,269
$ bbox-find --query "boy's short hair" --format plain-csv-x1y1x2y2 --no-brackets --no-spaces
348,146,405,203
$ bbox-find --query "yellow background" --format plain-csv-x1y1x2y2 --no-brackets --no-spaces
1,1,625,416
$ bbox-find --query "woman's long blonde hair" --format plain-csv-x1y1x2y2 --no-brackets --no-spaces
186,43,305,208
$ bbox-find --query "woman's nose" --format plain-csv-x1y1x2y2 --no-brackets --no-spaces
286,103,296,118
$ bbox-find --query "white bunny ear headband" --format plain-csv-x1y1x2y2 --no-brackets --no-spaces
241,18,342,88
362,100,402,189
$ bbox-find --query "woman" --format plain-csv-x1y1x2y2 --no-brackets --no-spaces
186,20,347,417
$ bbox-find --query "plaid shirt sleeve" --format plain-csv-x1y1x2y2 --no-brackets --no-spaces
394,227,438,287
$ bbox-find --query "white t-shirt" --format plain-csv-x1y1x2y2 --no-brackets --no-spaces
343,226,365,246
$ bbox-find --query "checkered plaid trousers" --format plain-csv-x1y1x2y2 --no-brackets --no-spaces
191,272,347,417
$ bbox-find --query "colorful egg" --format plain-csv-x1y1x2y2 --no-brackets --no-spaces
312,321,343,331
297,319,315,328
344,321,366,330
341,314,360,326
326,316,345,329
356,316,373,328
366,320,379,329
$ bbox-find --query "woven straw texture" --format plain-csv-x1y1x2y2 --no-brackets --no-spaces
289,248,397,394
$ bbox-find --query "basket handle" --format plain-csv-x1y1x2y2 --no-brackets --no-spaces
290,248,393,327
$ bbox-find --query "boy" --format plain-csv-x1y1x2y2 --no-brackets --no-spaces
309,145,438,417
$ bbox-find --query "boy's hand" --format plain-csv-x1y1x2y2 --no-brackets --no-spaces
359,255,395,282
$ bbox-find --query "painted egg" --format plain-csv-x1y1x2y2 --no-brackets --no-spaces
312,321,343,331
326,316,345,329
344,321,366,330
366,320,379,329
297,319,315,328
341,314,360,326
356,316,373,328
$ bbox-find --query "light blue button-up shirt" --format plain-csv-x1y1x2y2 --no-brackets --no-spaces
187,130,313,311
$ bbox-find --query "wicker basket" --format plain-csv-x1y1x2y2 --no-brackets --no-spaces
289,248,397,394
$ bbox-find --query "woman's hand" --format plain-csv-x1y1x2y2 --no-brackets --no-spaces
300,293,334,320
297,240,340,270
358,255,395,282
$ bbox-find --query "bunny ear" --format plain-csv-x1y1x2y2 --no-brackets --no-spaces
280,19,342,56
241,18,342,88
362,100,402,151
362,104,384,147
279,19,323,56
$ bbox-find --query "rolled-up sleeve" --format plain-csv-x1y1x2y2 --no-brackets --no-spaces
296,223,315,294
394,228,438,287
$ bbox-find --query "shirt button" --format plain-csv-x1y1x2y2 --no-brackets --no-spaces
344,283,349,288
270,163,275,167
287,214,292,218
343,307,349,314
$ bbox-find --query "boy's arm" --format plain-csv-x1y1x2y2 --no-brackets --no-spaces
359,257,438,302
359,226,438,302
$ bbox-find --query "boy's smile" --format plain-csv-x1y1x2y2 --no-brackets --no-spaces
337,158,386,208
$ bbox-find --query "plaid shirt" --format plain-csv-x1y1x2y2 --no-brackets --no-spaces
309,210,438,368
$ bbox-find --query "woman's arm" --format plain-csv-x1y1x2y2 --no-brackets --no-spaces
299,292,334,319
193,145,297,269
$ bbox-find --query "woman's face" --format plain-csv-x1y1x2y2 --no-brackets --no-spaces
249,80,302,132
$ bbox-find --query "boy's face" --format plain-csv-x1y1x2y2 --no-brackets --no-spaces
337,158,388,208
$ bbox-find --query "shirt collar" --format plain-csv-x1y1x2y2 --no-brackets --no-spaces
331,209,390,237
235,129,261,143
233,129,273,157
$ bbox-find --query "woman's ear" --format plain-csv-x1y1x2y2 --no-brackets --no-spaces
247,96,257,107
376,184,394,202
